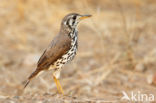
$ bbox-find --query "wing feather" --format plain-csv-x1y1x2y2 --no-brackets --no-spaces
37,34,71,70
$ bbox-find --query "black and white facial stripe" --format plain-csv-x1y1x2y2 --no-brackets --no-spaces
64,15,79,29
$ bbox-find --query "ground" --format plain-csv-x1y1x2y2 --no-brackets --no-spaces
0,0,156,103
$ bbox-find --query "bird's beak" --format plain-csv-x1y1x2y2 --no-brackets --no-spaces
79,14,92,20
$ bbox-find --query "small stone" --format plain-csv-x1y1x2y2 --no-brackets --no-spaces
135,63,146,72
147,74,153,84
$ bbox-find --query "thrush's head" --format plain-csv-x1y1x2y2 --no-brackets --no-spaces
61,13,91,30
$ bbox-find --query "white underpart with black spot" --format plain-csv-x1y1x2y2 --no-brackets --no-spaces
52,29,78,79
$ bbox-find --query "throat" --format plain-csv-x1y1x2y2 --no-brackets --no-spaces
69,28,78,48
69,28,77,39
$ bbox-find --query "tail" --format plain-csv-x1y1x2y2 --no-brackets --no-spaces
24,79,30,89
24,70,40,89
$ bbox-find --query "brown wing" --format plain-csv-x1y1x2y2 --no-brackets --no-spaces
37,33,71,70
24,33,71,88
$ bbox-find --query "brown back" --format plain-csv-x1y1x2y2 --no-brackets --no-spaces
37,32,71,70
24,31,71,87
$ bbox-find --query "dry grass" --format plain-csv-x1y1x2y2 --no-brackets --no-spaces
0,0,156,102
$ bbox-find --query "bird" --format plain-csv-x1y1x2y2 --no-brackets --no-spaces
24,13,91,94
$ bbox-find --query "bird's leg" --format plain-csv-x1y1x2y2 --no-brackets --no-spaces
53,76,64,94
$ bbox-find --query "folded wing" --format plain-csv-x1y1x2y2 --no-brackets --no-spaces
37,34,71,70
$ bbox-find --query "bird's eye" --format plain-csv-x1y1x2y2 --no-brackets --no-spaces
73,16,76,20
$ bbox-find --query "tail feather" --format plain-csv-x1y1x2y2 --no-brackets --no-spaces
28,70,40,80
24,70,40,89
24,79,30,89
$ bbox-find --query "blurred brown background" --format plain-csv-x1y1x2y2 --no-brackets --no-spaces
0,0,156,102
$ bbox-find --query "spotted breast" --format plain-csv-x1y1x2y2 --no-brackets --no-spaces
52,29,78,70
